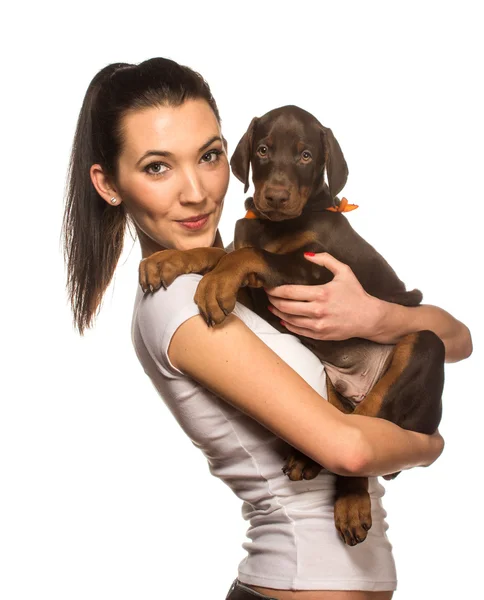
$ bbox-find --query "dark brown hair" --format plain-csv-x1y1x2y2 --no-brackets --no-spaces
62,58,221,335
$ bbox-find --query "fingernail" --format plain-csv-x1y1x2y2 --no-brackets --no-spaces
280,320,286,326
304,252,315,257
267,305,273,312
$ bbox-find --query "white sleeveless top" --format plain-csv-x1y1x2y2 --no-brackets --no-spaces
131,273,397,591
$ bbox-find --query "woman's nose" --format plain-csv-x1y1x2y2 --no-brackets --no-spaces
179,168,207,204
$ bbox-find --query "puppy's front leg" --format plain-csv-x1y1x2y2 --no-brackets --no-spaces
194,247,330,325
139,247,226,293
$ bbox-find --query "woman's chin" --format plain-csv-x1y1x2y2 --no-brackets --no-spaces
176,229,217,251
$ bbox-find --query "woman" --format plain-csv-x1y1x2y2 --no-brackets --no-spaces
62,57,471,600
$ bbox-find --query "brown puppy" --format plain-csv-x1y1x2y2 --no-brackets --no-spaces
139,106,444,546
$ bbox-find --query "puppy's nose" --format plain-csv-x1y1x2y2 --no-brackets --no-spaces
265,187,290,207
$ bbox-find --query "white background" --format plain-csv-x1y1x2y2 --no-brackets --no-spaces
1,1,482,599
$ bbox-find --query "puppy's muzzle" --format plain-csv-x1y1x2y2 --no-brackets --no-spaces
264,186,290,209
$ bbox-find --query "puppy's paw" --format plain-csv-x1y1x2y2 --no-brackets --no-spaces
282,451,322,481
139,250,190,293
194,271,240,326
334,489,372,546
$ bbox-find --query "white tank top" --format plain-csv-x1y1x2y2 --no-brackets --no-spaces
131,273,396,591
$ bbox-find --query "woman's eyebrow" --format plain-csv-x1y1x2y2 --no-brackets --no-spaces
199,135,223,152
136,135,222,166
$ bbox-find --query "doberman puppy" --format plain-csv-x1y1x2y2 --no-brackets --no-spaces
139,106,445,546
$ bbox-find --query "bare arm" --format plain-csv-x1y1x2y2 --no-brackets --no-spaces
364,301,472,363
265,252,472,363
169,313,444,478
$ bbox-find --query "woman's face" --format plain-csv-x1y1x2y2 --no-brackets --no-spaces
113,99,230,256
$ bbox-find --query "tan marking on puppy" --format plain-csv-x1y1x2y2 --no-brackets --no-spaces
296,141,306,153
139,247,226,292
326,377,353,415
298,184,312,205
194,248,270,324
353,333,419,418
334,476,372,546
264,230,318,254
282,449,322,481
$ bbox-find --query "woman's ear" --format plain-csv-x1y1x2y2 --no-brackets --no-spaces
90,164,122,205
230,117,259,193
319,126,349,203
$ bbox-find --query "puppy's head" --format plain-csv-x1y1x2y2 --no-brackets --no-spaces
230,105,348,221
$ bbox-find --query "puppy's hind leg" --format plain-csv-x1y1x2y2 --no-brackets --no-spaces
325,379,373,545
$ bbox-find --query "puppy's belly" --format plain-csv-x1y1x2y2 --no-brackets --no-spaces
322,343,394,405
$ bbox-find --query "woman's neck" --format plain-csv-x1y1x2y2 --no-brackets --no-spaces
139,228,225,258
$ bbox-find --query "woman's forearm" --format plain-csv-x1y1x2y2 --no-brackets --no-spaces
366,299,472,363
346,413,444,478
169,312,444,479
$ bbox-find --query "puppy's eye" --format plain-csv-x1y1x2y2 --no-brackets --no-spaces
257,145,268,157
301,151,312,161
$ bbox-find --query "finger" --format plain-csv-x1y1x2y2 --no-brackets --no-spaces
304,251,350,276
264,284,323,301
269,305,317,325
268,299,318,317
279,319,326,339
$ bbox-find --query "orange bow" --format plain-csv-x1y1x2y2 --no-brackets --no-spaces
325,197,358,212
244,197,358,219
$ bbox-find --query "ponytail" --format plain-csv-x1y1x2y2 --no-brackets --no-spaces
62,63,132,335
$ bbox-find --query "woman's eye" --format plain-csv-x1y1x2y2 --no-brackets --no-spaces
145,162,168,176
301,151,312,161
201,149,222,163
257,145,268,156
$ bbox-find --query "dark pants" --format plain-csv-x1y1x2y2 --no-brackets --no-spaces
226,579,278,599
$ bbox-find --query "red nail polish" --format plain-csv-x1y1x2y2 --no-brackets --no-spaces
280,320,286,326
304,252,315,257
267,305,273,312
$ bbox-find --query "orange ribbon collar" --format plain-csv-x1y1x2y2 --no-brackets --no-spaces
244,197,358,218
325,197,359,212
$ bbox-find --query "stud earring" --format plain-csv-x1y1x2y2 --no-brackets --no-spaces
110,197,117,204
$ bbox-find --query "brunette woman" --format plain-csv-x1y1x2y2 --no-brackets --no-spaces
62,57,471,600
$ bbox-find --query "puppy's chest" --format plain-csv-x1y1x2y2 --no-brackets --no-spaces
234,218,319,254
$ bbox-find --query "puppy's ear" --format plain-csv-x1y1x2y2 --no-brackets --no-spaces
230,117,259,193
320,126,348,203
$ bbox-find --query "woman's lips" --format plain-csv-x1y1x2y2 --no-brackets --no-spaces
177,214,210,230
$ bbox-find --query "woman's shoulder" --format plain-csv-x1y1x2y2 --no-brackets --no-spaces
138,272,202,307
134,273,202,335
132,271,293,367
132,274,204,375
134,272,268,333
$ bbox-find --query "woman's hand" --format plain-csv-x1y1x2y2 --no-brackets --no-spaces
265,251,473,362
265,252,382,341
